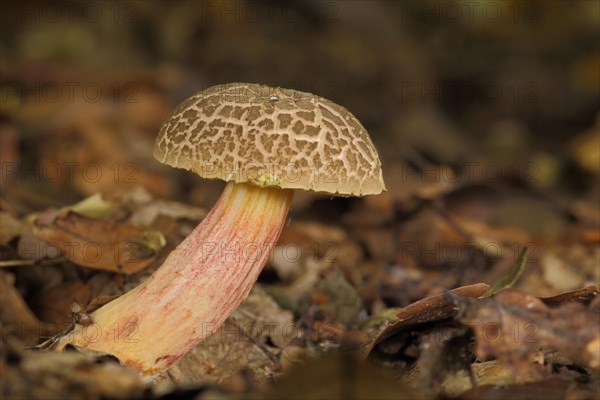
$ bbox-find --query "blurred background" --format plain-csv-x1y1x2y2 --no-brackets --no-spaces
2,0,598,205
1,1,599,397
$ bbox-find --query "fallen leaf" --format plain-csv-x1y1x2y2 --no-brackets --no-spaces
385,283,489,341
442,360,548,397
32,211,165,274
308,268,363,327
540,285,599,307
361,283,489,358
0,272,43,345
1,340,146,399
32,280,91,330
128,199,206,227
458,289,600,370
156,285,294,385
230,285,296,349
161,319,278,386
416,326,474,397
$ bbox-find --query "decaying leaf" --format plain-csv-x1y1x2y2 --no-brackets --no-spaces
270,221,362,285
34,294,120,352
32,280,91,330
415,326,475,397
308,268,363,327
156,285,295,386
540,285,599,307
128,199,206,227
360,283,489,359
230,285,296,350
0,272,43,346
1,338,146,399
379,284,488,344
442,360,588,398
159,319,279,386
32,211,165,274
458,289,600,370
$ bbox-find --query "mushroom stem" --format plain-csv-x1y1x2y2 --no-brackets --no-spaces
57,182,292,375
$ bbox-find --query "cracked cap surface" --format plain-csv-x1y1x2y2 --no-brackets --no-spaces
153,83,386,196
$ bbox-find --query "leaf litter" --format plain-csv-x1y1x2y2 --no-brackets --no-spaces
2,3,600,397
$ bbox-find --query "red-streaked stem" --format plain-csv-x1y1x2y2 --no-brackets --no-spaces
56,182,292,375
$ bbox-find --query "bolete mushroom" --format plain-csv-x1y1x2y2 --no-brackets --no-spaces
55,83,385,375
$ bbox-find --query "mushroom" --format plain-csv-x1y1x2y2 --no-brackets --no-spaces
55,83,386,375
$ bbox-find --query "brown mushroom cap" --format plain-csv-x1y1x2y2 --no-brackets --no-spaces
153,83,386,196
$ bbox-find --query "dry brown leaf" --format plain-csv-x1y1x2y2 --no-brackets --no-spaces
383,283,489,343
269,222,363,310
0,272,42,346
459,289,600,370
32,211,164,275
128,199,206,227
361,283,489,358
32,280,91,330
230,285,295,349
1,340,146,399
442,359,548,397
156,285,294,385
540,285,599,307
162,320,278,386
